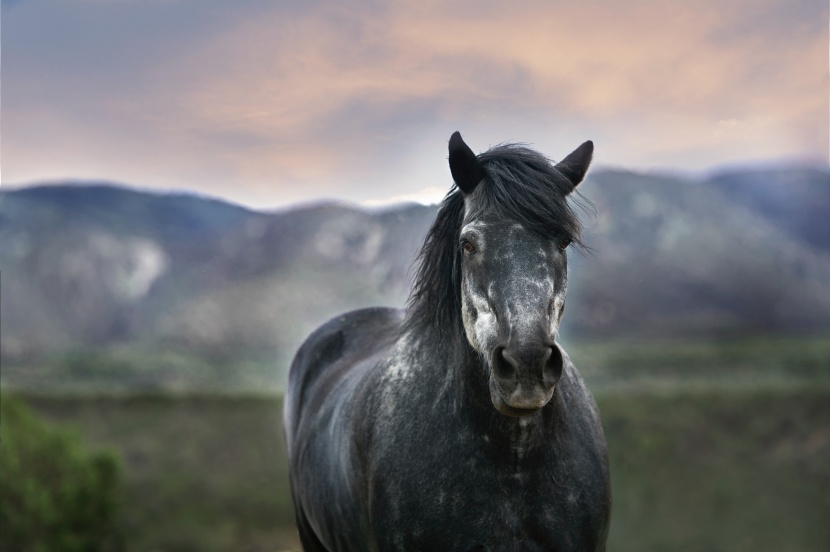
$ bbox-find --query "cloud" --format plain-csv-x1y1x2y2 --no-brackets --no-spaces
2,0,827,207
362,186,447,208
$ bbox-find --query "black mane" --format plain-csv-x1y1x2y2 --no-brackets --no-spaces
404,143,587,337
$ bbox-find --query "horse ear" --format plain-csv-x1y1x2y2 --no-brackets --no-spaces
448,131,486,194
555,140,593,190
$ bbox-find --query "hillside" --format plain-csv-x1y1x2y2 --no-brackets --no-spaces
1,166,829,389
0,185,434,365
568,168,830,337
708,166,830,251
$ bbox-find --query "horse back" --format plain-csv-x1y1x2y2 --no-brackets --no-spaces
283,307,403,456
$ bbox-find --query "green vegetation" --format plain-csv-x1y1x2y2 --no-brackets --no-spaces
1,347,288,395
3,335,828,551
569,334,830,390
19,394,298,552
4,334,829,395
11,385,829,552
602,387,830,552
0,395,124,552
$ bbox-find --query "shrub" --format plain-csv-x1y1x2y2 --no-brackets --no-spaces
0,394,124,552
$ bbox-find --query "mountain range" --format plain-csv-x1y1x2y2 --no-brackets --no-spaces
2,166,828,370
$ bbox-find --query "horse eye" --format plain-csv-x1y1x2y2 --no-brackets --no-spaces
559,239,572,251
462,241,476,254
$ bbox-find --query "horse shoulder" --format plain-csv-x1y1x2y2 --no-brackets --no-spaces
284,307,404,550
284,307,403,436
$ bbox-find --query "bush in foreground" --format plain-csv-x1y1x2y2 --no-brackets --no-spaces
0,394,124,552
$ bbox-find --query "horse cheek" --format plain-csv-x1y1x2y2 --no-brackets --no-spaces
461,291,481,351
461,284,498,354
550,292,566,336
473,312,498,354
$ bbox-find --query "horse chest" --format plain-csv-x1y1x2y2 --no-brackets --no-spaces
369,423,604,552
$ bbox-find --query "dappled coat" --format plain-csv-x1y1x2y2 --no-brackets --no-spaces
284,132,611,551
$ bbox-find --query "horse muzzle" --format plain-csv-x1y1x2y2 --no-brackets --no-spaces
488,342,563,417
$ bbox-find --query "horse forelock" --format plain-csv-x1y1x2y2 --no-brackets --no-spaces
474,143,589,249
403,143,589,337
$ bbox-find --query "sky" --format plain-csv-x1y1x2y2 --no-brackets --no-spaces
1,0,827,208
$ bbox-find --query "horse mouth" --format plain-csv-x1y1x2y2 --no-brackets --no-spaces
489,379,554,417
493,397,543,417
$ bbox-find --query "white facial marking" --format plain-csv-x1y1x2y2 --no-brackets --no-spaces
550,292,566,336
462,281,498,353
460,216,566,362
501,276,556,343
460,220,487,234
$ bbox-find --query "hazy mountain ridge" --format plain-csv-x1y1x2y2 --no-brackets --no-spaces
1,167,828,366
707,167,830,251
569,169,830,337
0,186,435,362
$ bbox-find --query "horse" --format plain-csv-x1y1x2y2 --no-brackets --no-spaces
284,132,611,551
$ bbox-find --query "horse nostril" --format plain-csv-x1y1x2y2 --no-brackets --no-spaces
492,346,515,380
543,345,564,387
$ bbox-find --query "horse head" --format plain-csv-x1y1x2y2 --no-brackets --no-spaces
449,131,592,417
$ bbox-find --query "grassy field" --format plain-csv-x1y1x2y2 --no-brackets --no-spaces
18,395,298,552
601,386,830,551
5,334,828,395
13,385,828,552
8,335,830,551
570,334,830,390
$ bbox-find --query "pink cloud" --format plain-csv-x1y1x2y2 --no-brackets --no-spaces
3,0,826,206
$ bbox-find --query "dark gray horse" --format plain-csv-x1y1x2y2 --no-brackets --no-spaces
284,132,611,551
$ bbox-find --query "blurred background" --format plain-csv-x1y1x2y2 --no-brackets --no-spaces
1,1,828,551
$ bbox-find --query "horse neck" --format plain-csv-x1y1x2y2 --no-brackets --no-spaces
406,324,556,447
408,323,486,392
